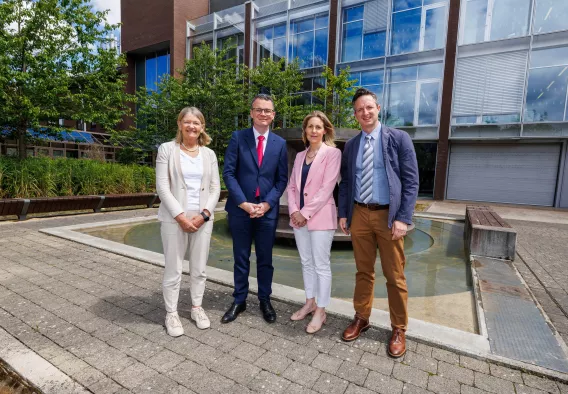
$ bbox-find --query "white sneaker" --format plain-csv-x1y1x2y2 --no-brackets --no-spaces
165,312,184,337
191,306,211,330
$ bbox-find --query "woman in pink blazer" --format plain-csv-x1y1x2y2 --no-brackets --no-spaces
287,111,342,333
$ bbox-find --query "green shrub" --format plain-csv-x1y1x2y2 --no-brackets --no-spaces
0,157,156,198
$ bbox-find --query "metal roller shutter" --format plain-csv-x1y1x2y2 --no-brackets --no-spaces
446,144,561,206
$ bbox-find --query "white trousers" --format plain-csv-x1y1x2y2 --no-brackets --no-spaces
293,226,335,308
161,212,213,312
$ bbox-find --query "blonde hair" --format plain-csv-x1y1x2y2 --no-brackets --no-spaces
175,107,211,146
301,111,336,148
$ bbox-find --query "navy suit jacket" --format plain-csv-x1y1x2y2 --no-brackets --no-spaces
338,125,419,229
223,128,288,220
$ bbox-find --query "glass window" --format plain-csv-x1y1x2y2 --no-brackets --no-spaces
363,31,386,59
489,0,530,41
418,63,443,79
418,82,440,125
157,53,169,84
533,0,568,34
386,81,417,126
530,47,568,68
273,37,286,61
344,6,364,22
525,66,568,122
295,32,314,68
274,24,286,37
462,0,487,44
423,6,447,50
145,57,157,92
342,20,363,62
316,15,329,29
393,0,422,12
390,66,418,82
259,24,290,63
292,19,314,33
391,8,421,54
314,29,328,66
361,70,383,86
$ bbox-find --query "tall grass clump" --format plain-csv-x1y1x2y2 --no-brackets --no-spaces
0,157,156,198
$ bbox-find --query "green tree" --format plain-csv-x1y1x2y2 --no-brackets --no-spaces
0,0,132,158
313,66,359,129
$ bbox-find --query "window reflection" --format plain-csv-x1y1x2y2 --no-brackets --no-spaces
289,15,328,69
391,7,421,54
258,23,286,63
462,0,487,44
525,48,568,122
418,82,440,125
341,5,386,62
424,6,447,50
350,70,384,100
533,0,568,34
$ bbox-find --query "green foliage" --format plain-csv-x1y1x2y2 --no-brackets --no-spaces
0,157,155,198
116,147,146,165
313,66,359,129
0,0,133,158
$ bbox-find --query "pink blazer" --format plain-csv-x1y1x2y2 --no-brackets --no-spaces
287,143,342,231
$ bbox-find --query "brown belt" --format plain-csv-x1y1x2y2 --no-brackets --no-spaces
354,201,389,211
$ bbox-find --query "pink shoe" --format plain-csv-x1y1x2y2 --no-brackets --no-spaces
306,313,326,334
290,304,317,321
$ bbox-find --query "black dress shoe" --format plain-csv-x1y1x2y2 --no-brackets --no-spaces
259,300,277,323
221,302,246,324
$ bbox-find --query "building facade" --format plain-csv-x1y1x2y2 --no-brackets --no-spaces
122,0,568,207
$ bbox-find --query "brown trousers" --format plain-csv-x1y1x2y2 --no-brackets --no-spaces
350,205,408,330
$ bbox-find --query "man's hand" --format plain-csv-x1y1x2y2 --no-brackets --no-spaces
250,202,270,218
291,211,307,227
391,220,408,241
239,202,258,216
339,218,350,235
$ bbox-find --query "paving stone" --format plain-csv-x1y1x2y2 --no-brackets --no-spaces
240,327,273,346
88,377,124,394
308,336,336,353
364,371,404,394
474,372,515,394
350,337,384,354
431,348,459,365
283,361,322,388
132,374,182,394
247,370,292,394
522,373,561,394
311,352,345,374
313,372,349,394
515,383,550,394
558,382,568,394
460,385,490,394
460,356,490,374
437,361,473,385
288,342,319,364
84,350,132,377
286,382,318,394
488,364,523,383
427,375,460,394
192,370,237,394
165,336,201,356
336,361,369,386
403,351,438,374
358,352,395,375
255,351,293,375
393,363,429,388
230,341,267,364
414,344,433,358
186,343,223,368
113,362,159,389
329,343,364,363
166,360,208,388
211,354,261,385
344,384,375,394
143,349,185,373
402,383,432,394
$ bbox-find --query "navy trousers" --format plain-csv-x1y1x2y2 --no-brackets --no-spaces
228,213,277,304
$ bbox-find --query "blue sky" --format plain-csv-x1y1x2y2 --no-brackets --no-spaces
91,0,120,26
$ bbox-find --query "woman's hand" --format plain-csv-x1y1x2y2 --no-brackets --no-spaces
291,211,307,227
188,214,205,230
174,213,199,233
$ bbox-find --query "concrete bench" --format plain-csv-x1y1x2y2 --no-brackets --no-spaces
464,205,517,261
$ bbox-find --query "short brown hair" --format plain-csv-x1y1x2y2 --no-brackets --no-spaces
175,107,211,146
352,87,378,106
301,111,336,148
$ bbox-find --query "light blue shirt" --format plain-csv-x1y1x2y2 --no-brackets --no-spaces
354,123,390,205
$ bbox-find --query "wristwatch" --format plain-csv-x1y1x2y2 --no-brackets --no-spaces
200,211,210,222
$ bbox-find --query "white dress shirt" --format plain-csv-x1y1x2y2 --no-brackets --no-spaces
180,150,203,212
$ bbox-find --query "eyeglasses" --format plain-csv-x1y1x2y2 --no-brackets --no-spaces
252,108,275,115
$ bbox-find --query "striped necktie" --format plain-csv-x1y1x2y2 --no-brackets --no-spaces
360,135,374,204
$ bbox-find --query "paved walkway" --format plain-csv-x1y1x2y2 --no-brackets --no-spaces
0,210,567,393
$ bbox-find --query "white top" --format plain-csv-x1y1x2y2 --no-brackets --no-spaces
180,150,203,212
253,127,269,155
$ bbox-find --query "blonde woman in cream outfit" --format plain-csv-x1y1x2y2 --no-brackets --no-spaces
156,107,220,337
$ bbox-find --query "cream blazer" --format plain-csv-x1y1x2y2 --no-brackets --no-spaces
156,141,221,223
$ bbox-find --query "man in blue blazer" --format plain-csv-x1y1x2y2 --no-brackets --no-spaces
222,94,288,323
339,88,419,357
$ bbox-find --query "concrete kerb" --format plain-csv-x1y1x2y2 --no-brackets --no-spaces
38,215,568,384
0,327,89,394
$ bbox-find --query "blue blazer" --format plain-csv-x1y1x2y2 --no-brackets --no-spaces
223,128,288,220
338,125,419,229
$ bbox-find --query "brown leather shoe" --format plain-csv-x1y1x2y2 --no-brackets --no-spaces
341,315,370,342
388,328,406,358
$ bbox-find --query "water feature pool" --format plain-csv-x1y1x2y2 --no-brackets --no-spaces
80,213,476,333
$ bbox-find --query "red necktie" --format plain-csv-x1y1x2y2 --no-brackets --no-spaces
256,135,265,197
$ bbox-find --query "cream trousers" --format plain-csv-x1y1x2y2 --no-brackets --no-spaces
161,212,213,312
293,226,335,308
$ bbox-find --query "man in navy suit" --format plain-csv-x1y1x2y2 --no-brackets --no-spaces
222,94,288,323
339,88,419,357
